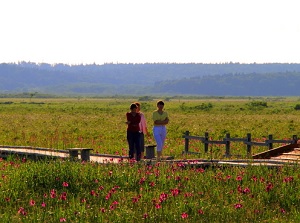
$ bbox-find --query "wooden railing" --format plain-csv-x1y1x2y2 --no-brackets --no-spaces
182,131,298,157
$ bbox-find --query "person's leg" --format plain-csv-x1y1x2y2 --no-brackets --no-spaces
134,132,141,161
127,131,135,159
153,126,163,161
140,133,145,159
160,126,167,155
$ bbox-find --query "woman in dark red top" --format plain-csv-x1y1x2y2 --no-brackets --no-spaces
126,103,141,161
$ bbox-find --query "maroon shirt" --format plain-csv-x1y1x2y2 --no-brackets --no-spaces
126,112,141,132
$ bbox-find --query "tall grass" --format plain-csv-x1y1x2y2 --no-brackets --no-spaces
1,98,300,159
1,157,300,222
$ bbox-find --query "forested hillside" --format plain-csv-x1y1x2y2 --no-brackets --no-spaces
1,62,300,96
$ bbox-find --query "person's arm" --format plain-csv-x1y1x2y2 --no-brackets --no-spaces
125,113,131,125
153,112,169,125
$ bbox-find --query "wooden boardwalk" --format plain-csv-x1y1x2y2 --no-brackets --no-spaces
1,144,300,167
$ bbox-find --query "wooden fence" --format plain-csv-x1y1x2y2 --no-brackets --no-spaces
183,131,298,157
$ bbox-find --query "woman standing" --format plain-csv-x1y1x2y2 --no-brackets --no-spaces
135,102,149,159
126,103,141,161
152,100,169,161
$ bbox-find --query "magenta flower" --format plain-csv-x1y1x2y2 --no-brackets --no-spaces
243,187,251,194
155,204,162,209
62,181,69,187
198,209,204,214
175,176,181,181
60,192,67,200
283,176,294,183
132,197,139,203
149,182,155,187
181,212,188,219
196,168,205,173
265,182,273,192
59,218,66,222
139,177,146,184
226,175,232,180
280,208,286,214
234,203,243,209
184,192,193,198
18,207,27,215
100,208,106,213
170,188,180,196
29,199,35,206
159,193,168,203
143,213,149,219
50,189,56,198
90,190,98,197
236,175,243,181
252,176,258,182
41,202,46,207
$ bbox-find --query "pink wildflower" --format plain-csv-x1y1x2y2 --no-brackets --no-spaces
198,209,204,214
280,208,286,214
181,212,188,219
155,204,162,209
18,207,27,215
29,199,35,206
62,181,69,187
143,213,149,219
159,193,168,203
60,192,67,200
265,182,273,192
100,208,106,213
234,203,243,209
236,175,243,181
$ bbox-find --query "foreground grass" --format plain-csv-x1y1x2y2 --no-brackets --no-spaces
1,157,300,222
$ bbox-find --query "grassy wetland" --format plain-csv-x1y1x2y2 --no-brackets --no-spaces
1,97,300,222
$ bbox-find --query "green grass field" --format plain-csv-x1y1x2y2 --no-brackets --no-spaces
1,97,300,158
1,97,300,222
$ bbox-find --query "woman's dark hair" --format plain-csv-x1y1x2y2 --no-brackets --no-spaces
157,100,164,106
130,103,138,109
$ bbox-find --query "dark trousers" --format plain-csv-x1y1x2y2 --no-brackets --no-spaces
127,131,141,161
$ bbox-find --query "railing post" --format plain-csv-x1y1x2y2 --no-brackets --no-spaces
225,133,230,157
268,135,273,150
204,132,209,153
293,135,298,144
247,133,251,155
184,131,190,153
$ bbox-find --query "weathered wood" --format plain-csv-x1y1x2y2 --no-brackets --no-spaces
252,144,298,159
67,148,93,161
183,131,298,157
145,144,156,159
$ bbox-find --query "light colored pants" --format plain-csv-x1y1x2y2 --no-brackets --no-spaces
153,126,167,152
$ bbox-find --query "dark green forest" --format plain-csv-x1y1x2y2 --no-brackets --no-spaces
1,62,300,96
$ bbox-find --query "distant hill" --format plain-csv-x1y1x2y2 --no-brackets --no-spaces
1,62,300,96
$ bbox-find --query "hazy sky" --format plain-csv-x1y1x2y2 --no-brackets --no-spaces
1,0,300,65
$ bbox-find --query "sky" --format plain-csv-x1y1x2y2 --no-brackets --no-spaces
1,0,300,65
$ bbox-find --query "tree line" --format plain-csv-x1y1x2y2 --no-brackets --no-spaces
1,62,300,96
